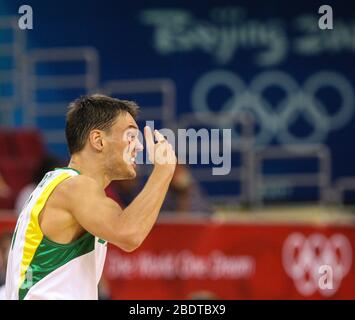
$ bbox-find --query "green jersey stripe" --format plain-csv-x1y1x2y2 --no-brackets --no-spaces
19,232,95,300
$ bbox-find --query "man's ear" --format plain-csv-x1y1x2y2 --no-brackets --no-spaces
89,129,104,152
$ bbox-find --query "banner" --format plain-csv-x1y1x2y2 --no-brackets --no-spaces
104,221,355,300
1,216,354,299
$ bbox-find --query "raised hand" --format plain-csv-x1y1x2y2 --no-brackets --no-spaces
144,126,176,173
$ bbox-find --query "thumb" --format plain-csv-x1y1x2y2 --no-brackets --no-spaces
144,126,155,162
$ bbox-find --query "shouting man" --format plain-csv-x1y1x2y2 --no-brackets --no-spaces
5,94,176,300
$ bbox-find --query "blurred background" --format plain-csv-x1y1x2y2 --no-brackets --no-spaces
0,0,355,299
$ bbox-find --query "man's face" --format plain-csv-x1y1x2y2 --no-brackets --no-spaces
103,112,143,180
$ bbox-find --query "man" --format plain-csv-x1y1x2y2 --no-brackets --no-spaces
5,94,176,300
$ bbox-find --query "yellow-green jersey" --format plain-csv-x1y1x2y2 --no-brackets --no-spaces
5,168,107,300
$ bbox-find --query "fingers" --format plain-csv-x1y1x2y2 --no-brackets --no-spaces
144,127,176,166
167,143,177,165
155,139,176,165
155,142,167,164
144,126,155,158
154,130,166,143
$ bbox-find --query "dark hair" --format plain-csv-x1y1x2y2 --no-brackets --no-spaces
65,94,139,155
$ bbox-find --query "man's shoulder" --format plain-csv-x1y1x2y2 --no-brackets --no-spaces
52,175,103,205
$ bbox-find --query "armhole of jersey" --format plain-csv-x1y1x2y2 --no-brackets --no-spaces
18,171,75,293
37,171,91,247
36,172,74,242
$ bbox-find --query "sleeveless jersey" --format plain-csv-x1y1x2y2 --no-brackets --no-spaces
5,167,107,300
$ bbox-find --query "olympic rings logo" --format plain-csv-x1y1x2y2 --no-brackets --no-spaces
192,70,355,145
282,233,352,296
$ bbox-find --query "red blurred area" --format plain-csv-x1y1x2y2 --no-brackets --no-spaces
0,129,45,209
3,215,354,300
103,221,355,300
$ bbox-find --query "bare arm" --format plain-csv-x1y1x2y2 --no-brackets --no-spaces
63,126,176,252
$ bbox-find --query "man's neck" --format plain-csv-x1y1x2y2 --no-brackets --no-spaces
67,154,111,189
